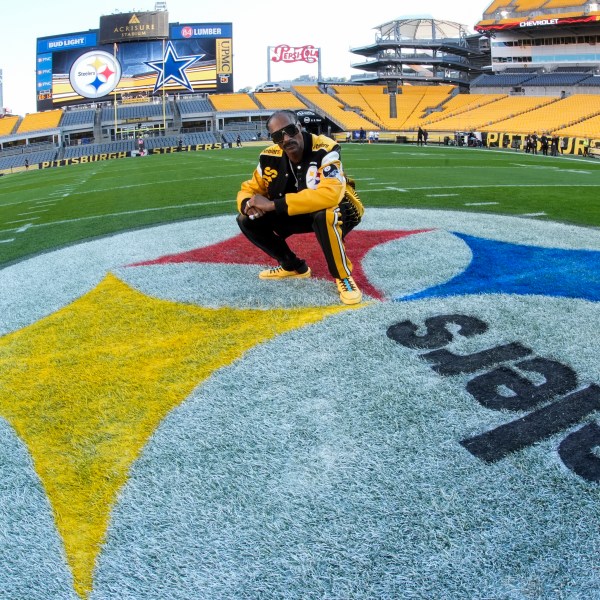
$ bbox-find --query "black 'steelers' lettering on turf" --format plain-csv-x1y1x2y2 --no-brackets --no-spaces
461,385,600,463
558,421,600,482
466,358,578,412
423,343,532,376
386,314,488,350
387,314,600,483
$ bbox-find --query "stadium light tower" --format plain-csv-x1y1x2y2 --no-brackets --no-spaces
155,1,167,10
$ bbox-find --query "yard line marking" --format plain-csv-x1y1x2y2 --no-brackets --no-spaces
464,202,499,206
385,187,408,192
6,217,40,224
16,223,33,232
47,173,251,198
520,212,547,217
427,194,459,197
511,163,555,168
0,238,15,244
18,209,49,216
365,184,600,193
0,199,232,233
511,163,592,175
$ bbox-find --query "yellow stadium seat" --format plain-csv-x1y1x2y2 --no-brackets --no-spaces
0,115,20,136
208,93,259,111
481,94,600,134
17,110,62,133
254,92,307,110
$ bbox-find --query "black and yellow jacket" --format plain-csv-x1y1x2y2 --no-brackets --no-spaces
236,131,363,220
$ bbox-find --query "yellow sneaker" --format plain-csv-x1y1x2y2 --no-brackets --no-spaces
335,276,362,305
259,266,311,280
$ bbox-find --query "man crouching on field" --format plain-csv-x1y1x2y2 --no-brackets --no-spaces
236,110,364,305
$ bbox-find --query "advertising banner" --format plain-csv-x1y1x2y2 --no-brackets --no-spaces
476,15,599,32
170,24,232,39
270,44,319,64
99,12,169,44
37,32,98,54
36,22,233,110
216,38,233,87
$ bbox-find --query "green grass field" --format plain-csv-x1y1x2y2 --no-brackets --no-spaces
1,143,599,267
2,142,600,599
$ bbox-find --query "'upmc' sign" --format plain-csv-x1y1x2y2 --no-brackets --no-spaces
171,23,232,39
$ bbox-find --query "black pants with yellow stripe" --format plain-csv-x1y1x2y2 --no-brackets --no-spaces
237,199,359,279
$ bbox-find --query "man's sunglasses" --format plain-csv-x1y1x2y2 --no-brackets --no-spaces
270,124,299,144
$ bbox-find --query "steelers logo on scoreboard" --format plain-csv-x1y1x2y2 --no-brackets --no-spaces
69,50,122,99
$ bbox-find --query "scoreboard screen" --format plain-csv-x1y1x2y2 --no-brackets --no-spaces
36,17,233,111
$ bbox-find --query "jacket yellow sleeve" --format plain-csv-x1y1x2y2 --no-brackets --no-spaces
279,158,346,217
236,165,268,213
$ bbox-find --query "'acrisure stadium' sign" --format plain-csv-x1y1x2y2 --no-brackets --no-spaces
99,11,169,44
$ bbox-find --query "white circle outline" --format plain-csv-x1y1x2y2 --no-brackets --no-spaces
69,50,122,99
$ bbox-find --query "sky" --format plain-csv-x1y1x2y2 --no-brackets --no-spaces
0,0,490,116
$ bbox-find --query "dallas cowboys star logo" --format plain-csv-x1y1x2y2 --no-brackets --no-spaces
145,41,204,93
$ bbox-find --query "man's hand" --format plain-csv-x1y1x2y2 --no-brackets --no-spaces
245,195,275,219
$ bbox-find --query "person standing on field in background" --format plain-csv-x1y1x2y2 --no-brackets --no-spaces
551,134,559,157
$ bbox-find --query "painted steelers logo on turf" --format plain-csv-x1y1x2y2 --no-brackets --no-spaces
0,209,599,599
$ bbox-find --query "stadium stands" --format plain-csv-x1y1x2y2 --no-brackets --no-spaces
401,86,456,129
61,109,96,128
17,110,62,133
421,94,507,126
321,84,456,130
142,136,182,150
59,132,221,158
221,131,262,144
254,92,307,110
0,141,55,156
63,141,135,158
178,98,214,114
579,76,600,88
0,149,57,171
292,85,321,95
208,93,259,111
100,103,172,122
294,85,378,131
427,95,555,132
479,94,600,134
330,86,384,126
183,132,219,145
4,1,600,165
526,73,591,87
471,73,536,87
555,113,600,138
0,115,20,137
2,81,600,165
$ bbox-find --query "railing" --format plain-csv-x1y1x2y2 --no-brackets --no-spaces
0,141,57,156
